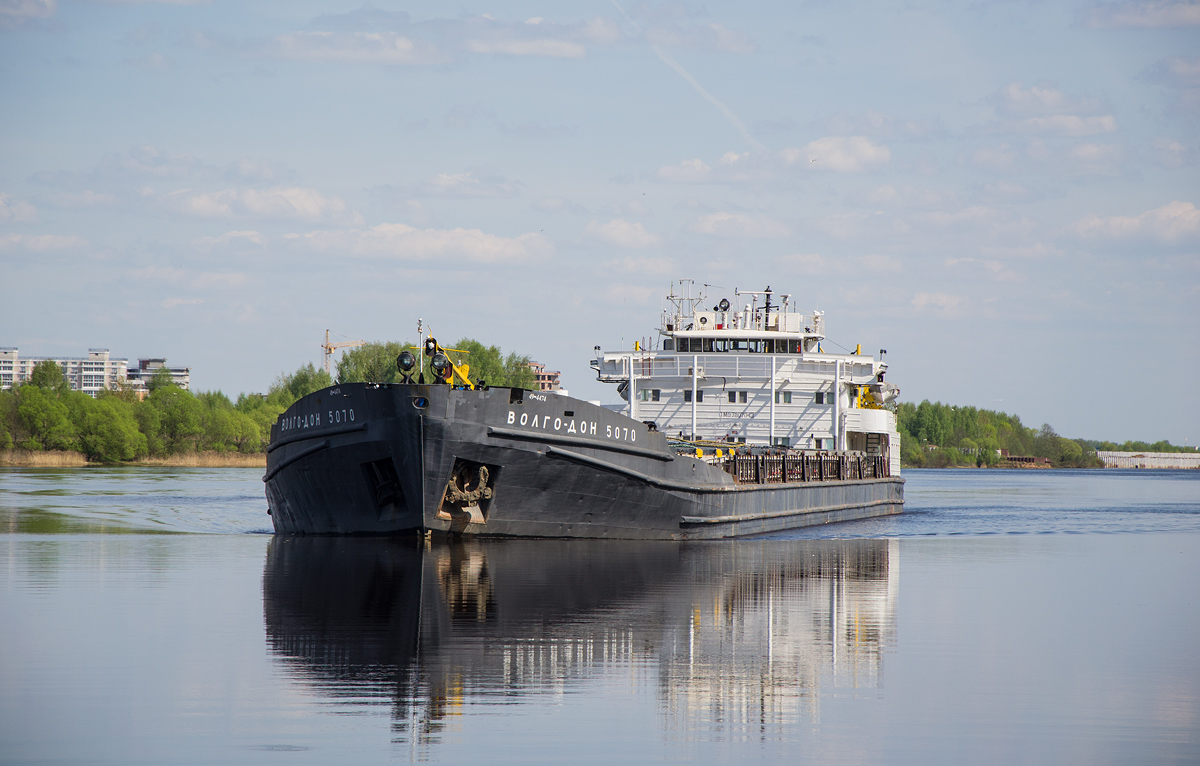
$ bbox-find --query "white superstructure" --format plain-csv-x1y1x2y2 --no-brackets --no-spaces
591,281,901,475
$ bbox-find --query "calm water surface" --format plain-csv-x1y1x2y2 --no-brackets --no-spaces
1,468,1197,764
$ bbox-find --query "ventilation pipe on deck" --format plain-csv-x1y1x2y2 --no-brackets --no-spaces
691,355,698,440
769,354,777,446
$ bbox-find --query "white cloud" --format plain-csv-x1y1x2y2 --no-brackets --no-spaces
989,83,1115,135
783,137,891,172
1152,137,1188,167
972,143,1019,170
813,213,870,239
605,200,651,217
418,169,520,198
45,190,116,208
99,145,206,180
461,15,621,58
130,265,248,289
0,0,54,25
911,292,965,317
1015,115,1116,136
289,223,552,263
124,52,172,71
0,233,86,251
865,185,956,209
272,31,446,66
781,252,827,269
0,194,37,223
1067,143,1122,163
645,22,755,54
655,158,712,183
606,256,675,275
1155,55,1200,86
191,272,247,289
165,186,358,222
782,251,900,274
811,111,945,140
161,298,204,309
1085,1,1200,28
465,37,585,58
996,83,1101,116
915,206,1034,239
1072,200,1200,241
601,283,659,305
585,219,662,248
1025,139,1125,176
944,257,1023,282
192,230,266,248
534,196,586,214
689,212,790,238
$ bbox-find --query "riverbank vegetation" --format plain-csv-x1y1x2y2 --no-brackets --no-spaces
897,400,1197,468
0,339,535,465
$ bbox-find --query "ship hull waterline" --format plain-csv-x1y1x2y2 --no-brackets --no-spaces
264,382,904,540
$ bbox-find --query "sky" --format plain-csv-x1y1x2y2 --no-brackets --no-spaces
1,0,1197,445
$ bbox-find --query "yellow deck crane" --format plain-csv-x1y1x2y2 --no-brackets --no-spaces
321,330,366,376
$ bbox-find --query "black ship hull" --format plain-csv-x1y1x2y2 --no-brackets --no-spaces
263,383,903,539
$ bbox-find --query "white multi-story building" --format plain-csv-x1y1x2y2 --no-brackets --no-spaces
124,358,191,393
0,349,190,396
0,348,129,396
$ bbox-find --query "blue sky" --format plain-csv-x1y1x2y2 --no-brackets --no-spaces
1,0,1197,444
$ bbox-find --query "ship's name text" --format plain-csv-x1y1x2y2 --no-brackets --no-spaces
280,407,356,432
506,410,637,443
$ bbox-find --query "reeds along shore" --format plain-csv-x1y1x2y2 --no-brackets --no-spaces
0,450,266,468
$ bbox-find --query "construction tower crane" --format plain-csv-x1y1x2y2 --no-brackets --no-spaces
322,329,366,375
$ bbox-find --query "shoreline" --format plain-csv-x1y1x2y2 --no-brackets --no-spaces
0,450,266,468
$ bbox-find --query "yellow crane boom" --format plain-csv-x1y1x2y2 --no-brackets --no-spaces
322,330,366,375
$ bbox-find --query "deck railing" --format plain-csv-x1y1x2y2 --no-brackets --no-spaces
719,452,889,484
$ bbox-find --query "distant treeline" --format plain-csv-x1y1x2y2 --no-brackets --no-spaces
897,400,1197,468
0,340,534,463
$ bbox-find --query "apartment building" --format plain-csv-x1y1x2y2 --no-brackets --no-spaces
124,358,191,393
0,348,190,396
527,361,567,395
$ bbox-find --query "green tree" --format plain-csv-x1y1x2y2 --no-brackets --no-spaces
17,386,76,450
148,385,204,453
0,389,15,451
450,338,536,389
336,343,408,385
28,360,67,392
269,362,334,406
77,398,148,462
1056,437,1083,466
234,393,282,452
147,366,175,393
134,400,165,456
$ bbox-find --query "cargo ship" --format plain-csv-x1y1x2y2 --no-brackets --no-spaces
263,281,903,538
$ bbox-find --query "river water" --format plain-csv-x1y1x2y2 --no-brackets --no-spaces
1,468,1197,764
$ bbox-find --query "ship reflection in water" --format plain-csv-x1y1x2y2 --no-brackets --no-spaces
263,536,897,745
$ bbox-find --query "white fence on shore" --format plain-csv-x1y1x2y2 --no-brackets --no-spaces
1096,451,1200,469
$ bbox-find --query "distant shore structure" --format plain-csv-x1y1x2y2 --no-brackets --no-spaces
0,348,189,396
527,361,567,396
1096,451,1200,469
